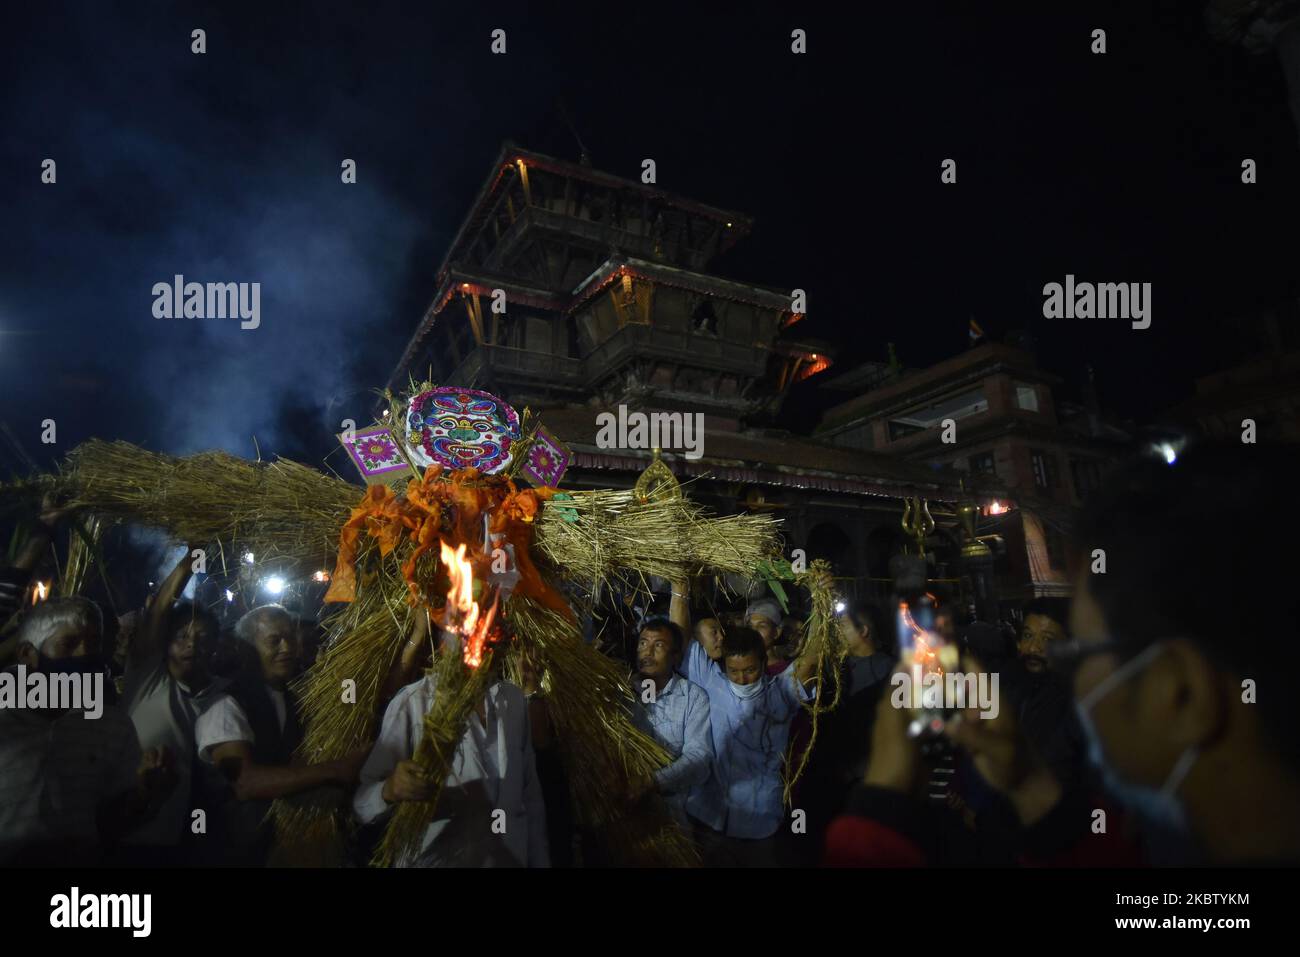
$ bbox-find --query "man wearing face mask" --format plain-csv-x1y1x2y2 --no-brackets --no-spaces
0,597,177,865
1050,441,1300,866
828,442,1300,868
672,580,822,866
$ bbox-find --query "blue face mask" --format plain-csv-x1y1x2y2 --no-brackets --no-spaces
1075,643,1199,833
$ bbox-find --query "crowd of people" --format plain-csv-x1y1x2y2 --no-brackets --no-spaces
1,440,1297,868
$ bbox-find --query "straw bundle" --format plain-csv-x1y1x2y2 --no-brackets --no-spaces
508,598,699,866
371,645,498,868
54,443,782,590
783,560,845,803
61,440,355,574
534,488,781,590
61,515,103,597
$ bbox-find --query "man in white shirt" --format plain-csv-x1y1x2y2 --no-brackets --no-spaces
121,549,229,861
354,654,550,868
195,604,363,865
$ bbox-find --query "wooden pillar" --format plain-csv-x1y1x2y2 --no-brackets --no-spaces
516,160,532,206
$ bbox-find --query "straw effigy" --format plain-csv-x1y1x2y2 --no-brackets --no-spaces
38,438,842,865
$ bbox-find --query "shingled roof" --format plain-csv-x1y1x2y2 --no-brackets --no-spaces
536,406,1010,504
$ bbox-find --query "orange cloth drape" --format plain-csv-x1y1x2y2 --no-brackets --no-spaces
323,466,572,622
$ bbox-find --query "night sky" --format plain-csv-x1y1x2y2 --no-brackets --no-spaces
3,1,1297,475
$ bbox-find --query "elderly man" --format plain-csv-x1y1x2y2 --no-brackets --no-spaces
0,597,174,865
744,598,789,675
195,604,363,866
354,633,550,868
630,617,713,830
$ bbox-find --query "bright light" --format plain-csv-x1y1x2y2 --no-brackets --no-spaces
32,581,49,604
225,589,234,603
988,501,1007,516
1158,442,1177,465
312,570,330,583
834,600,847,614
242,552,255,565
263,576,286,595
382,409,390,417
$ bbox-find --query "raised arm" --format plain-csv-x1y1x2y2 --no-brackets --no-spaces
12,492,75,574
792,636,820,686
378,607,432,707
669,577,691,638
0,495,75,665
131,546,196,667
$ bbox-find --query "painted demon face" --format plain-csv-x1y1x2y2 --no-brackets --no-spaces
405,388,520,473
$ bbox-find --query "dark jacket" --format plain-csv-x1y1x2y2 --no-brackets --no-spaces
200,673,302,866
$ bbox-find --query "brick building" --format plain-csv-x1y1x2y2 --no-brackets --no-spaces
815,341,1132,603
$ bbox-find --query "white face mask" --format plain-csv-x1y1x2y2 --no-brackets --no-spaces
728,678,765,700
1076,643,1199,832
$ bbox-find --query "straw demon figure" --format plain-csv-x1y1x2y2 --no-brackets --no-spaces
35,384,842,866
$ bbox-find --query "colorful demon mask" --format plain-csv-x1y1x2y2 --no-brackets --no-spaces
404,387,521,474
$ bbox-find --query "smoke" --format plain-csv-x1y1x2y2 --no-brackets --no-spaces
0,4,432,466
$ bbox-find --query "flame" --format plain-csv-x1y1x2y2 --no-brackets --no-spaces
439,540,499,668
898,600,942,709
32,580,49,605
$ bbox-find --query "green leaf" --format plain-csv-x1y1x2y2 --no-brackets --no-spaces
755,558,795,613
767,577,789,613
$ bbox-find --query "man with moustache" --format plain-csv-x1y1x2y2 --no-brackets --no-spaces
630,617,713,830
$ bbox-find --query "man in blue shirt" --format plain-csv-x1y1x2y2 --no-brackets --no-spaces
672,585,820,866
631,617,713,831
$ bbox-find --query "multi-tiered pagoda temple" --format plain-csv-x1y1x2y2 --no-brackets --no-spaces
387,143,1009,610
